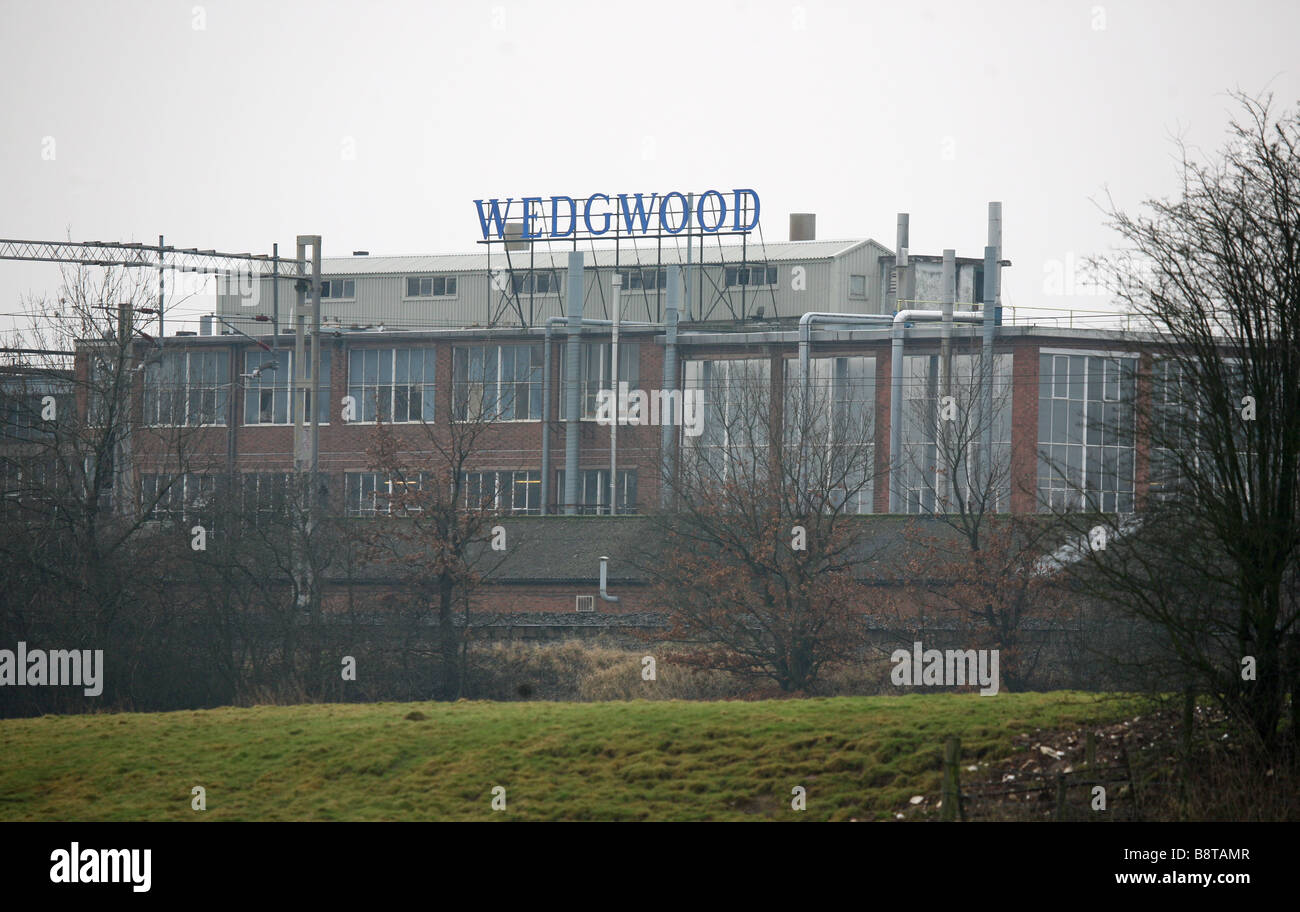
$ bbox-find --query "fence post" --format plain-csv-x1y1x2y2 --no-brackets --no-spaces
941,737,963,821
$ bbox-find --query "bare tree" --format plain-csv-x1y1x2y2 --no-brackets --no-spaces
357,371,512,701
887,344,1078,691
1062,91,1300,753
641,355,882,693
0,265,213,713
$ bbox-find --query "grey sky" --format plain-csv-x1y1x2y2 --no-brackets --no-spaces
1,0,1297,336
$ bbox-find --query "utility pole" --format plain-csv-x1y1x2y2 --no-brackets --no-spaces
157,234,165,342
291,234,322,695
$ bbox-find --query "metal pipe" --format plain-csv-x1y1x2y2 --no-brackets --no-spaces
980,243,999,488
660,264,680,508
684,193,694,321
941,249,956,508
610,274,621,515
795,311,893,508
271,242,279,350
308,237,321,516
889,309,982,513
541,313,661,516
563,252,584,514
798,312,894,392
541,318,555,515
983,202,1003,493
598,555,620,603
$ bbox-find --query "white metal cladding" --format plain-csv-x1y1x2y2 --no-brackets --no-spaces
215,238,895,331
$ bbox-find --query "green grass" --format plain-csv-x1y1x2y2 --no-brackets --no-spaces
0,693,1137,821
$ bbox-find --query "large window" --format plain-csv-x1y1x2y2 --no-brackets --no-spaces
1037,352,1136,513
141,473,222,526
240,472,293,520
453,344,542,421
901,352,1012,514
244,348,330,424
558,342,639,420
617,269,668,291
783,355,876,513
320,279,355,299
348,348,436,423
345,472,427,516
464,470,542,514
143,350,229,426
1148,356,1250,502
0,387,73,442
554,469,637,515
683,358,771,483
406,276,457,298
724,265,777,287
508,272,558,295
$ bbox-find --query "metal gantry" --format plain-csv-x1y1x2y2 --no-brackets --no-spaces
0,237,307,278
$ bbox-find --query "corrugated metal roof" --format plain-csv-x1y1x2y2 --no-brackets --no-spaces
320,238,884,275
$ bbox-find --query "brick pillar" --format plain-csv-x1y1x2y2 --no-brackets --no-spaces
1010,340,1039,514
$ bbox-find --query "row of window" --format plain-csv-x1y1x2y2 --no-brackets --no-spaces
324,268,878,301
135,469,638,522
406,276,458,298
138,343,641,427
112,348,1176,518
723,266,778,288
1037,353,1137,514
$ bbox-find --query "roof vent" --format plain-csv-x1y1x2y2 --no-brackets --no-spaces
504,220,529,252
353,250,369,256
790,213,816,242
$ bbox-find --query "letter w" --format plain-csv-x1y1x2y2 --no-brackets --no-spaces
474,199,513,240
618,193,658,233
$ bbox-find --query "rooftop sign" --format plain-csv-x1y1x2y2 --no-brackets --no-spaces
473,190,760,242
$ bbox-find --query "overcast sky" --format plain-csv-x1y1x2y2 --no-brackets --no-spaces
2,0,1297,337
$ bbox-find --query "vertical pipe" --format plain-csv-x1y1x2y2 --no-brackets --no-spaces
294,240,307,474
685,192,694,322
984,198,1003,489
660,264,680,508
272,242,279,350
309,237,321,516
980,243,999,493
541,321,554,515
563,251,584,514
887,211,912,513
610,273,621,515
941,249,955,508
890,321,904,513
893,214,909,312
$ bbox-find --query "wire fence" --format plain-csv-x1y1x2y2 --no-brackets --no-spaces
939,734,1153,821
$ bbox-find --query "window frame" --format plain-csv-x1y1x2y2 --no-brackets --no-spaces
346,346,437,424
404,275,459,299
452,343,543,422
242,348,331,426
320,278,356,300
142,350,230,427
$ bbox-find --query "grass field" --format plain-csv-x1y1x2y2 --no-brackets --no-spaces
0,693,1139,821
